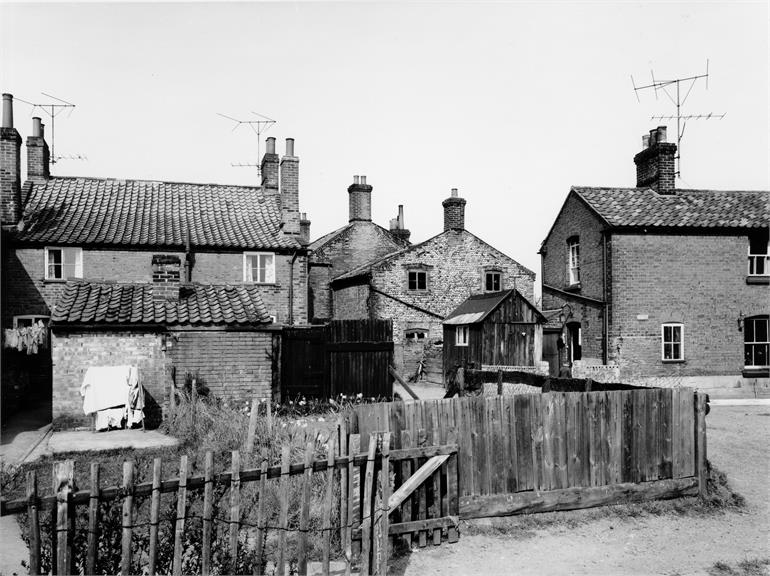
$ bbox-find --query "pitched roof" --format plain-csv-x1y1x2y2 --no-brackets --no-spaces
13,176,300,250
309,223,353,251
443,288,546,325
51,280,272,326
308,220,410,258
573,186,769,229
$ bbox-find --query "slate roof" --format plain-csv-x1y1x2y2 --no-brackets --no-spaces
51,281,272,326
573,187,769,229
13,176,300,250
443,289,546,325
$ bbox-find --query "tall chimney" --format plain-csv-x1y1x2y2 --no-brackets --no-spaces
280,138,300,235
442,187,466,231
1,94,22,224
634,125,676,194
348,174,372,222
299,212,311,245
26,116,50,182
261,136,279,201
389,204,411,243
152,254,181,301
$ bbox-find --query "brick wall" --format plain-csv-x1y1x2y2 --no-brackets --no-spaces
609,232,769,378
169,330,274,406
0,127,21,224
333,283,371,319
51,331,167,430
308,264,333,321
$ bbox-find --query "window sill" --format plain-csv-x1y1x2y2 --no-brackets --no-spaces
563,283,581,292
43,278,70,284
245,282,278,286
455,343,469,347
662,359,686,364
742,368,769,378
746,276,770,285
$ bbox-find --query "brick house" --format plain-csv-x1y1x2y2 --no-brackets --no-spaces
330,188,536,379
307,175,410,322
0,93,309,427
539,126,769,397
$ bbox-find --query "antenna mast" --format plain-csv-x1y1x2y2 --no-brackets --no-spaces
15,93,77,165
217,112,276,173
631,60,725,178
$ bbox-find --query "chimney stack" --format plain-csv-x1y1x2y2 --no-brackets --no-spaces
634,125,676,194
261,136,279,201
1,93,22,224
442,187,466,231
389,204,411,243
348,174,372,222
26,116,50,182
152,254,181,301
280,138,300,235
299,212,311,245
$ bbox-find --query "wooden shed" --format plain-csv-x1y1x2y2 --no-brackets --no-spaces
443,289,546,377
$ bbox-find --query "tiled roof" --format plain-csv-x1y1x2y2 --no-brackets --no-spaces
14,176,300,250
573,187,769,229
444,289,546,325
52,281,272,326
309,223,352,251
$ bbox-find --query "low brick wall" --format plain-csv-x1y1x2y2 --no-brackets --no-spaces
51,331,167,430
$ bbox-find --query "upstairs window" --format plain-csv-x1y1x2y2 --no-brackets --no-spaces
748,231,769,276
456,325,469,346
484,270,501,292
45,247,82,280
405,329,427,342
661,323,684,361
243,252,275,284
567,237,580,285
744,316,769,368
408,270,427,291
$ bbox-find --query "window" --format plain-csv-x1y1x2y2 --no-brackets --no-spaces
744,316,769,368
567,237,580,285
243,252,275,284
408,270,427,291
13,315,49,328
748,231,769,276
661,323,684,361
405,329,427,342
44,247,82,280
484,271,501,292
456,325,469,346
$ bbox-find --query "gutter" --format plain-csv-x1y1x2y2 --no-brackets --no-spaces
602,230,609,364
288,249,299,325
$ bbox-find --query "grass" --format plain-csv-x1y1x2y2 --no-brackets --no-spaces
708,558,770,576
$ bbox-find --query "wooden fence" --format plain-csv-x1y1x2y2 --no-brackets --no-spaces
351,388,708,518
1,426,458,576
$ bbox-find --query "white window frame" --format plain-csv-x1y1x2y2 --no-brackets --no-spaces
661,323,684,362
456,325,469,347
405,329,428,342
567,238,580,285
408,270,428,291
243,252,276,284
747,235,769,276
44,247,83,280
484,270,502,292
744,316,769,368
13,315,50,328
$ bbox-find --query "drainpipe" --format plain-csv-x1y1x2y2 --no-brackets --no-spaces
602,231,609,364
288,250,299,325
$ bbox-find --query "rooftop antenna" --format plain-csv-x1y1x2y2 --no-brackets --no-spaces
15,93,77,165
217,111,276,173
631,60,726,178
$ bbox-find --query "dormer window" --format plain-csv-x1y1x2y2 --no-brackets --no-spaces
748,231,769,277
567,237,580,286
45,247,82,280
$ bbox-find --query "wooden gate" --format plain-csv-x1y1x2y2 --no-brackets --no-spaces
281,320,394,400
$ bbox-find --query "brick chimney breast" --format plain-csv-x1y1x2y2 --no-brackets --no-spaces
280,138,300,235
348,174,373,222
152,254,181,301
634,126,676,194
261,136,279,202
0,93,22,224
26,117,50,182
442,188,466,231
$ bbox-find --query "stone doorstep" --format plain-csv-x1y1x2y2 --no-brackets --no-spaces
44,429,179,456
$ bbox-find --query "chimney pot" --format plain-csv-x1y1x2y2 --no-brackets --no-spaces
642,134,650,148
266,137,276,155
285,137,294,157
361,175,367,185
1,93,13,129
649,129,657,147
656,126,667,143
398,204,404,228
354,175,360,184
451,188,458,198
32,117,42,138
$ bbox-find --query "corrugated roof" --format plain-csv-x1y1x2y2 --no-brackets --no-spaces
443,289,546,325
13,176,300,250
51,281,272,326
573,186,769,229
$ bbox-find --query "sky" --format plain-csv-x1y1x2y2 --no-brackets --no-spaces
1,1,768,280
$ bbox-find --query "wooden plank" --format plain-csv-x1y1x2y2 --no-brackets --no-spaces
607,392,621,485
659,389,673,479
459,476,700,518
386,455,451,512
254,453,269,576
514,395,534,491
453,397,470,496
121,461,135,576
648,389,660,481
323,431,337,576
390,365,419,400
379,432,391,576
503,396,518,493
85,464,99,576
588,393,601,486
566,393,580,488
53,460,74,576
298,435,315,576
229,451,241,572
470,397,486,496
277,445,291,576
430,427,442,545
361,434,378,576
446,430,459,543
416,428,428,547
346,434,361,569
532,394,545,490
246,397,259,453
148,457,161,576
621,391,634,483
339,418,349,548
682,389,696,477
497,369,504,395
172,455,188,576
50,468,56,574
201,452,214,576
488,397,505,494
635,391,648,482
27,470,41,576
541,394,556,490
399,430,413,549
696,393,708,498
555,393,568,489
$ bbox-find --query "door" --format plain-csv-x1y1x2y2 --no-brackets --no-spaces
542,329,561,377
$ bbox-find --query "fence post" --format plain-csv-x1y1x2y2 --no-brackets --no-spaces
277,444,291,576
121,461,135,575
26,470,41,576
361,434,379,576
339,418,349,547
346,433,361,575
457,367,465,395
229,451,241,573
696,393,708,498
322,430,337,576
86,463,100,576
148,457,162,576
246,398,259,454
378,433,391,576
298,433,315,575
53,460,74,576
172,455,188,576
497,370,504,396
254,451,269,576
585,378,593,392
201,452,214,576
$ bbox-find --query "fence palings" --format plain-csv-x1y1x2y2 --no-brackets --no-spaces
27,471,40,576
172,455,188,576
121,461,135,575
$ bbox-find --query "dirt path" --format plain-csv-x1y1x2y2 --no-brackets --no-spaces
395,405,770,576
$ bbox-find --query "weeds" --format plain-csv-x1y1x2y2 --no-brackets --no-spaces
708,558,770,576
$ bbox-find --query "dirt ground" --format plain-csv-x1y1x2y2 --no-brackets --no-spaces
394,405,770,576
